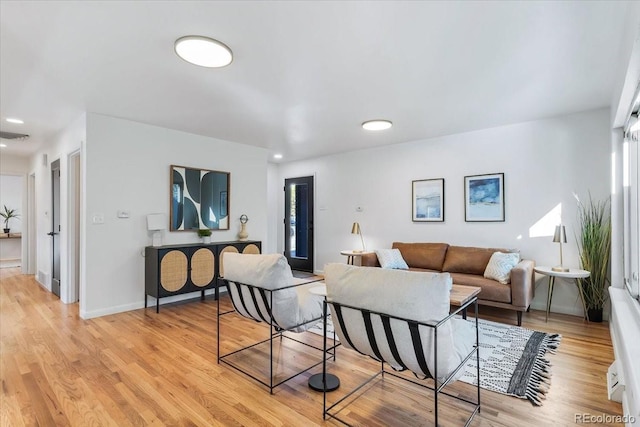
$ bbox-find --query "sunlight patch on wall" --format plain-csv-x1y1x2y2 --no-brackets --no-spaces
529,203,562,238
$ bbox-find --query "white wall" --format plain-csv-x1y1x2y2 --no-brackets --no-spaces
274,108,611,316
29,114,86,297
82,114,269,318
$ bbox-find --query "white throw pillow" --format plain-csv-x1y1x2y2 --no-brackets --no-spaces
484,252,520,284
375,248,409,269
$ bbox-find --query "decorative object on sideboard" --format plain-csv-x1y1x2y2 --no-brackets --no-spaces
197,228,212,244
170,165,230,231
412,178,445,222
351,222,366,252
238,214,249,241
146,213,166,247
464,173,505,222
551,224,569,272
1,205,20,234
575,194,611,322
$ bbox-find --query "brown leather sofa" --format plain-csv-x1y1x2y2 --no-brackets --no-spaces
360,242,535,326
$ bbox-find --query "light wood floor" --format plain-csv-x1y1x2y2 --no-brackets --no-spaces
1,268,624,426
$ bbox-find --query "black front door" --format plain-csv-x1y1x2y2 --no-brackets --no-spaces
284,176,314,272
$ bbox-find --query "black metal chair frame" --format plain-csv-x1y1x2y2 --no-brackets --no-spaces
217,279,339,394
322,296,481,426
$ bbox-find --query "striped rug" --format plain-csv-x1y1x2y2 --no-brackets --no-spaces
308,314,560,406
460,318,561,406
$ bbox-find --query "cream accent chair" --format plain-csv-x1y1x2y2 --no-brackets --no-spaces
218,253,336,393
322,263,480,426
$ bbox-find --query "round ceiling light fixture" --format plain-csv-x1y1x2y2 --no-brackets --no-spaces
0,143,7,148
362,119,392,131
273,153,283,160
5,118,24,124
174,36,233,68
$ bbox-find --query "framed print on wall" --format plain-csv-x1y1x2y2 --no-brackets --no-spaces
412,178,445,222
170,165,230,231
464,173,504,222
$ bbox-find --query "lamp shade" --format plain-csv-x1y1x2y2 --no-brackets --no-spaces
351,222,361,235
147,213,167,231
552,225,567,243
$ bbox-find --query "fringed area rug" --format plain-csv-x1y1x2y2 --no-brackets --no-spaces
460,318,561,406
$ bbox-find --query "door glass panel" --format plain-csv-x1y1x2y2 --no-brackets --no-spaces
290,183,309,259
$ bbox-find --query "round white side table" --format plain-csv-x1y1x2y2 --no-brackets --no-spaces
534,266,590,322
340,250,374,265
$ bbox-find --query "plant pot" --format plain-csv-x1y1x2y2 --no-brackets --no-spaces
587,308,603,323
2,228,9,234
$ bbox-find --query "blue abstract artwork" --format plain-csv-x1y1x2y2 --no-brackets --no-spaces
465,173,504,222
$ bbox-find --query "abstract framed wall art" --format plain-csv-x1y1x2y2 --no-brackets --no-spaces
412,178,445,222
464,173,504,222
170,165,230,231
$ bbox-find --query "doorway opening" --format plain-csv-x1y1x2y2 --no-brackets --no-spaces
284,176,314,272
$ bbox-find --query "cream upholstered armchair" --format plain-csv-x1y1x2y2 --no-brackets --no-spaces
217,253,337,393
322,263,481,426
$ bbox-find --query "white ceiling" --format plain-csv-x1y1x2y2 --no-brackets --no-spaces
0,1,631,161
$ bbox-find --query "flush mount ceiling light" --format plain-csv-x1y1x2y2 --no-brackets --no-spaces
362,120,392,131
5,118,24,124
0,143,7,148
174,36,233,68
273,154,283,160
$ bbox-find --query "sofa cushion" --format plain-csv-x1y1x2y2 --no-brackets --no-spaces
441,245,513,275
449,272,512,303
392,242,449,271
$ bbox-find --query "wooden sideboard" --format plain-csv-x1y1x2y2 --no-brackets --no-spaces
145,240,261,312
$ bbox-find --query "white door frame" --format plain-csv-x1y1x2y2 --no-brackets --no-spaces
66,150,81,303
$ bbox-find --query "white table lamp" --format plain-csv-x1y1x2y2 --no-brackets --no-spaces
147,213,166,247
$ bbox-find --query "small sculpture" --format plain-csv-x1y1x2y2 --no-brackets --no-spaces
238,214,249,241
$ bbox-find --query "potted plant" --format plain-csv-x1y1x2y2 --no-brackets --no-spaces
0,205,19,234
576,195,611,322
197,228,212,243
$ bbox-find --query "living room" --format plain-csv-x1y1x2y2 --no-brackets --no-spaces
1,1,639,425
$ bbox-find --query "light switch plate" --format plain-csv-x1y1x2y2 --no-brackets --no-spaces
92,213,104,224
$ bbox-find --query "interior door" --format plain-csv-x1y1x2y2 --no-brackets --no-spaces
50,159,61,297
284,176,314,272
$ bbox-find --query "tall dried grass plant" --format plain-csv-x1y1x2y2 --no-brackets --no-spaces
576,195,611,316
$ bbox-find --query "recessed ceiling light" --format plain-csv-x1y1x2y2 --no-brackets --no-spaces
5,118,23,124
0,143,7,148
273,154,283,159
174,36,233,68
362,120,392,131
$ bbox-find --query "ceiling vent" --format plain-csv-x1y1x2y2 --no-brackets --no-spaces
0,131,30,140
